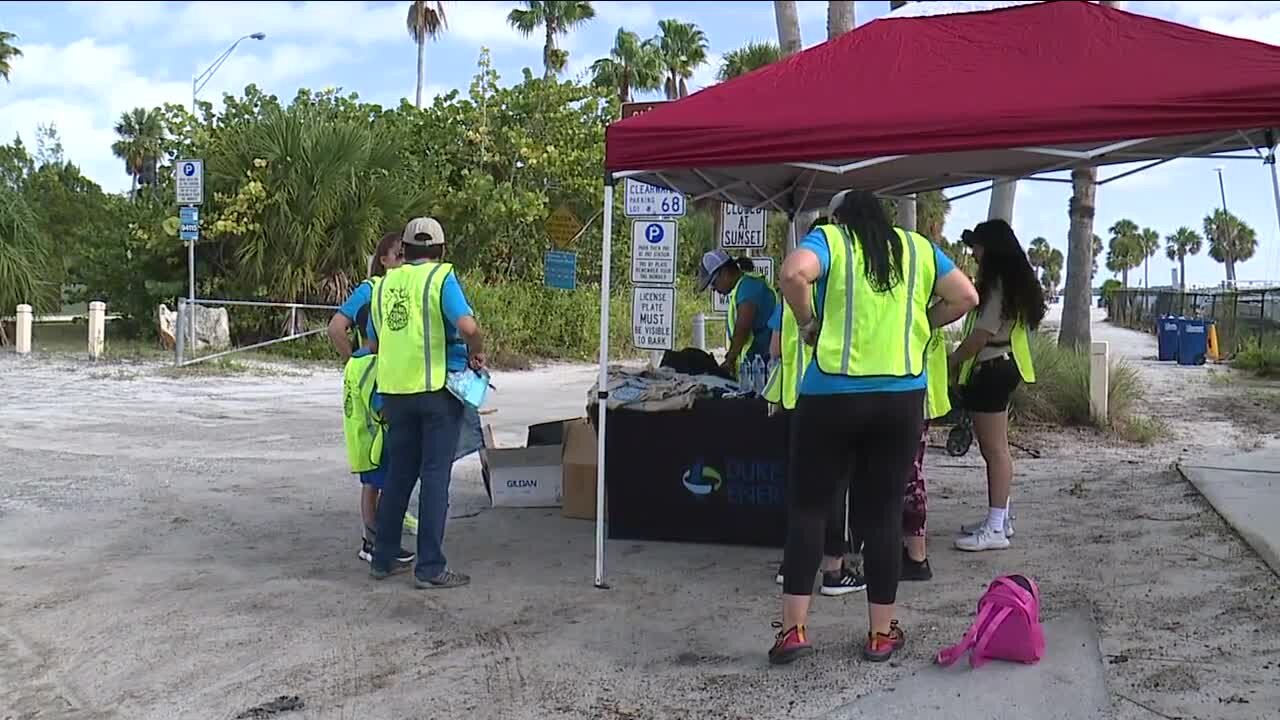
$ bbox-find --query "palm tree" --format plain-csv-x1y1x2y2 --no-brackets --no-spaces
209,105,424,309
1137,226,1159,287
1060,0,1124,349
1041,248,1065,296
0,30,21,83
717,41,781,81
111,107,164,201
773,1,802,56
590,28,661,103
828,2,855,37
1028,236,1051,270
1164,227,1202,291
507,1,596,79
1203,208,1257,285
655,19,708,99
406,1,447,109
0,185,60,342
1106,229,1143,288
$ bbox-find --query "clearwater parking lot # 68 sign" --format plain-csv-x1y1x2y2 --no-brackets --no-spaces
624,178,685,218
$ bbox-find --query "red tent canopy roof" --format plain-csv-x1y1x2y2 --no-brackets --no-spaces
605,2,1280,209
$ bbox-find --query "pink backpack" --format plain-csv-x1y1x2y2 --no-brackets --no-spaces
936,574,1045,668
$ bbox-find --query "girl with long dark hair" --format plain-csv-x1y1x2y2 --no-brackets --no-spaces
950,219,1044,552
770,190,978,664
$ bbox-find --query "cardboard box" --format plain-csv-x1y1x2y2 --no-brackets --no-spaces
480,425,563,508
560,418,600,520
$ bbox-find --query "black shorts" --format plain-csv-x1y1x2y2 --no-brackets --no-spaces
960,355,1022,413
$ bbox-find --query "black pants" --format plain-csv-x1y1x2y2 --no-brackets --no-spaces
781,410,851,559
782,390,925,605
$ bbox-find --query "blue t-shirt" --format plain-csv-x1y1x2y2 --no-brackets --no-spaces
730,273,776,360
795,228,957,396
338,280,378,345
364,262,475,372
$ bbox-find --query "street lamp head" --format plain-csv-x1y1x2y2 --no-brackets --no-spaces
249,32,267,40
1213,165,1224,174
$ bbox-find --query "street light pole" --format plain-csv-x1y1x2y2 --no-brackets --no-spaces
1214,166,1233,286
184,32,265,352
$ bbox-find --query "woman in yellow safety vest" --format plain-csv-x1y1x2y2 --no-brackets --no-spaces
770,190,978,666
949,220,1044,553
764,216,866,597
695,249,777,378
326,231,416,567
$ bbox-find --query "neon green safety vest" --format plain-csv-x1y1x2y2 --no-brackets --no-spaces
726,271,774,377
957,311,1037,385
342,353,384,473
762,295,815,411
924,329,951,421
372,261,453,394
814,225,937,379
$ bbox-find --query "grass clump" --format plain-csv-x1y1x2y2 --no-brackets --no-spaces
1010,331,1155,442
1230,336,1280,378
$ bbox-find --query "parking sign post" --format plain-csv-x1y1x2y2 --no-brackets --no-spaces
175,160,204,352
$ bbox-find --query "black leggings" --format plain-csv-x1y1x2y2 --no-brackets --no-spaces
782,410,852,559
782,390,925,605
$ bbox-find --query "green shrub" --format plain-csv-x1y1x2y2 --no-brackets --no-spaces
1231,336,1280,377
1011,331,1143,428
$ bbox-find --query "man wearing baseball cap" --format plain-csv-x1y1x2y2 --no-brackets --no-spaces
696,249,776,377
369,217,486,589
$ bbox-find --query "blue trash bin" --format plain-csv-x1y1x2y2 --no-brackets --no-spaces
1156,315,1180,361
1177,319,1210,366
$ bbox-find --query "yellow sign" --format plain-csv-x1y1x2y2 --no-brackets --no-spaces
547,206,583,249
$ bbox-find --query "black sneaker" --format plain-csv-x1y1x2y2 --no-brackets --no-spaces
819,566,866,596
360,537,415,565
901,547,933,582
414,568,470,589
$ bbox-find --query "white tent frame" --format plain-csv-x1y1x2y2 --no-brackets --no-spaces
592,127,1280,588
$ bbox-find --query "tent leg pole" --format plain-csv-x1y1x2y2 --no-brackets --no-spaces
595,179,615,590
1267,152,1280,240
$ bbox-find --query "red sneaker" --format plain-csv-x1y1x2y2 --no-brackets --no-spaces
768,622,813,665
862,620,906,662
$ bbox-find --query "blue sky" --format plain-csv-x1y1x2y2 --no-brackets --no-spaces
2,1,1279,287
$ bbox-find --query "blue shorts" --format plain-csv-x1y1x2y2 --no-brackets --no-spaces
358,446,389,490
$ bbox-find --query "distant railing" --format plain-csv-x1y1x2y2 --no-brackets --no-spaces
1107,287,1280,355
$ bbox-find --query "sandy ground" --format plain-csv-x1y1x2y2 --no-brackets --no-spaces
1,308,1278,720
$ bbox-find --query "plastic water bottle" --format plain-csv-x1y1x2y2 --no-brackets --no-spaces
751,356,767,395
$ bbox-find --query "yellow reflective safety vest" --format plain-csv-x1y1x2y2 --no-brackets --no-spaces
372,261,453,394
762,295,815,411
924,329,952,421
814,225,937,379
957,311,1037,385
342,353,384,473
726,271,774,376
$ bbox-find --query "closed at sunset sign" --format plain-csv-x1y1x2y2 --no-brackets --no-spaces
719,203,767,249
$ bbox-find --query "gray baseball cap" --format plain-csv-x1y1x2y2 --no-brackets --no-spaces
402,217,445,246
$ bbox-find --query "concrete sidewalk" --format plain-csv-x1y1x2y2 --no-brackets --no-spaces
1179,447,1280,577
823,609,1109,720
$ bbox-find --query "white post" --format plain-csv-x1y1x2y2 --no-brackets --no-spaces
692,313,706,351
594,180,614,589
88,301,106,361
187,237,196,351
15,304,33,355
1089,341,1109,424
988,179,1017,223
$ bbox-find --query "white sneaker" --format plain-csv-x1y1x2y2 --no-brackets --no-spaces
961,515,1015,538
955,525,1011,552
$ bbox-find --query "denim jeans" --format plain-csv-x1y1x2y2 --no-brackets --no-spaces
373,389,463,579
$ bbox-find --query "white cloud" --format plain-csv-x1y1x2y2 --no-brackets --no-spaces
594,0,657,29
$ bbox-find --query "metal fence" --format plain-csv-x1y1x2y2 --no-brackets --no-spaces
1108,287,1280,354
175,298,339,367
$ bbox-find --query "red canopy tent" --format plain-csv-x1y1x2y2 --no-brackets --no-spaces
605,0,1280,211
588,1,1280,587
